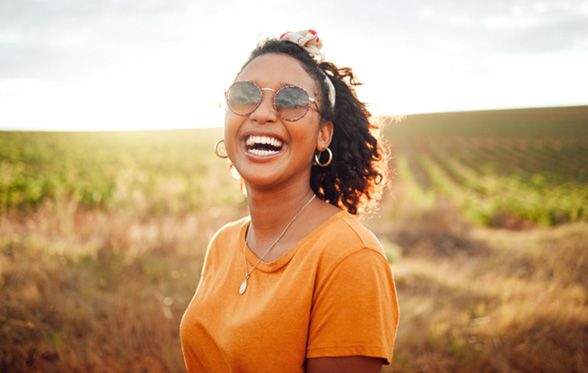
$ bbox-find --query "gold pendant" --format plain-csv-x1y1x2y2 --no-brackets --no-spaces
239,278,248,295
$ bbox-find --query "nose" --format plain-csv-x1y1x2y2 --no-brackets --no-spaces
249,88,278,124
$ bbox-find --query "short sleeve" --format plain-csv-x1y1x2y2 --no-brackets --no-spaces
306,248,400,364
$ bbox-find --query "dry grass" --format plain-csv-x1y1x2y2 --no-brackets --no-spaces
371,190,588,373
0,200,246,372
1,185,587,372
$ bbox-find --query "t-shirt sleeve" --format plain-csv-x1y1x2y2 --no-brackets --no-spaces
306,248,400,364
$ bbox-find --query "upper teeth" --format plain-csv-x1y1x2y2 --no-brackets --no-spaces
246,135,283,147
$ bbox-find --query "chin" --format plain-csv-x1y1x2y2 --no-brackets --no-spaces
240,171,285,189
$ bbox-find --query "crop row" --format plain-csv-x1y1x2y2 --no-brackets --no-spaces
392,138,588,226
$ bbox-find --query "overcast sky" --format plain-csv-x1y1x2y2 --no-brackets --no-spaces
1,0,587,131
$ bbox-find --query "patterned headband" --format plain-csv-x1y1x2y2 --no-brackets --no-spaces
279,30,336,110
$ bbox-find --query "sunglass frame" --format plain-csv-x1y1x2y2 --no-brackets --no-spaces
225,81,320,122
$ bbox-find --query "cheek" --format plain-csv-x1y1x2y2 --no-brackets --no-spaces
223,113,240,154
290,124,320,156
299,118,321,142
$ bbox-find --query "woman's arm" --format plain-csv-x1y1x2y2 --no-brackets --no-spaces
306,356,383,373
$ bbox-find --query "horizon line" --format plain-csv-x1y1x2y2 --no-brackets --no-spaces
1,103,586,133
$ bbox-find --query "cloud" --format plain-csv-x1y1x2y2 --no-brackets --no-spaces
0,0,221,80
480,11,588,53
1,0,587,130
322,0,588,54
1,0,586,79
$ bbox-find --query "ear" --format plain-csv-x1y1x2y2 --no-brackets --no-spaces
316,121,334,151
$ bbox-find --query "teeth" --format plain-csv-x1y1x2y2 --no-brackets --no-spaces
247,148,279,156
245,135,283,148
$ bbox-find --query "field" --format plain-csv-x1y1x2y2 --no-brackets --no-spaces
1,106,587,372
382,106,588,227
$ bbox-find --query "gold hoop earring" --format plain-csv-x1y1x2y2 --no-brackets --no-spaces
215,139,228,159
314,147,333,167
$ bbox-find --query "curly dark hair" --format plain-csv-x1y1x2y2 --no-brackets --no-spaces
238,39,388,215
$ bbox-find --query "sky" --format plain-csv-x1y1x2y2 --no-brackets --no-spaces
1,0,587,131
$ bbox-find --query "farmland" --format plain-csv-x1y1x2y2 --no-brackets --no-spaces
1,106,587,372
383,105,588,227
2,106,586,226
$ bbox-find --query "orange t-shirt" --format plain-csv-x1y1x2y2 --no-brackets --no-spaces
180,210,399,372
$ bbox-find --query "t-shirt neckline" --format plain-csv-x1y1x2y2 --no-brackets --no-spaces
239,209,347,273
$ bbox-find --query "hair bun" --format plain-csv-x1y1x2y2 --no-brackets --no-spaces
279,29,325,62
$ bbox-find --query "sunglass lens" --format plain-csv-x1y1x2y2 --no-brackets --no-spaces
275,86,309,121
227,82,261,115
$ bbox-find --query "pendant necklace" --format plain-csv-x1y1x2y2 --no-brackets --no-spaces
239,193,316,295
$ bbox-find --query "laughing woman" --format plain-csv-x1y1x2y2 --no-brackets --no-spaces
180,30,399,373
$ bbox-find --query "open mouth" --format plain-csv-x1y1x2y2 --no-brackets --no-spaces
245,135,284,156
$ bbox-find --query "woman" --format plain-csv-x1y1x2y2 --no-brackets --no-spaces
180,30,399,372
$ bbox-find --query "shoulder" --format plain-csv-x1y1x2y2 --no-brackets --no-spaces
307,211,387,274
204,216,249,262
210,216,249,245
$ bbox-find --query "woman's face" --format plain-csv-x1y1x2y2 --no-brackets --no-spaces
224,53,333,190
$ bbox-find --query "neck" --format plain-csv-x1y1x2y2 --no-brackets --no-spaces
245,181,315,247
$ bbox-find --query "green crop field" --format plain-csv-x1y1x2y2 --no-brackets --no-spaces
1,106,586,226
0,128,245,214
1,106,587,372
383,105,588,227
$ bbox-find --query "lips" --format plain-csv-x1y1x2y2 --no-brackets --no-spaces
244,134,284,157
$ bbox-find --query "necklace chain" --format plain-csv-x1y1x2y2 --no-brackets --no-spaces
239,193,316,295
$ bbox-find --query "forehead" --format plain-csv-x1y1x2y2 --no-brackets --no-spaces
236,53,317,92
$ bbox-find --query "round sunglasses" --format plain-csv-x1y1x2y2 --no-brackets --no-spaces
225,81,319,122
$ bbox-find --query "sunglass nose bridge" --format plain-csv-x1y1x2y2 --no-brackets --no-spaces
257,87,279,105
256,87,278,116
